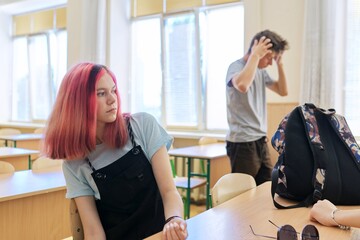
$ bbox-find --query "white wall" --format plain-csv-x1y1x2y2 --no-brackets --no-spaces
258,0,304,103
244,0,304,104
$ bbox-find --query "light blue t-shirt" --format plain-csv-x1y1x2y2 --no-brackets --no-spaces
62,112,173,200
226,58,274,143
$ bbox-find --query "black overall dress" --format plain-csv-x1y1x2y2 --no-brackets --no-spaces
88,119,165,239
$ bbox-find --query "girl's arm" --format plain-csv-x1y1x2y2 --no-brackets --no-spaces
75,195,106,240
151,145,188,240
310,199,360,228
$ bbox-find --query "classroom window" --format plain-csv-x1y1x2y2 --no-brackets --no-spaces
202,6,244,130
130,18,162,121
131,3,244,131
12,37,30,121
163,13,199,128
11,30,67,122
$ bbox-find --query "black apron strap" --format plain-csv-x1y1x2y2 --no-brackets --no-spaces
125,114,137,148
87,157,96,171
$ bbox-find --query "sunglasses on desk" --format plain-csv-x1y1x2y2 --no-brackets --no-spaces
250,220,319,240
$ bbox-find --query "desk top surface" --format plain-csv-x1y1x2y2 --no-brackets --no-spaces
168,143,226,159
0,147,40,157
0,167,65,202
146,181,360,240
0,133,43,141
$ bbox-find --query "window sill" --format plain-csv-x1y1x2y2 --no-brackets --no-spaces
0,122,228,141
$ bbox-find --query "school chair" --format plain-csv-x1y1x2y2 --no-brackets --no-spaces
211,173,256,207
198,136,218,145
0,160,15,174
31,156,63,170
170,157,207,219
33,127,45,134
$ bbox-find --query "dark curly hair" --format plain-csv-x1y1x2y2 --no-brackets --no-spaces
247,30,289,54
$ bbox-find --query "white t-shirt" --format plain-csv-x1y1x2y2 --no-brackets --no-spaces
62,112,173,200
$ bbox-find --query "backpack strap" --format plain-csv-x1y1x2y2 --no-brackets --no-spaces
300,103,334,203
328,113,360,168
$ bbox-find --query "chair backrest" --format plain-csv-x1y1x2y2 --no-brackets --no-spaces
0,128,21,135
211,173,256,207
198,136,218,145
31,156,63,170
0,161,15,174
70,198,84,240
34,128,45,134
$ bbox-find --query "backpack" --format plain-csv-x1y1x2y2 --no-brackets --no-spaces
271,103,360,209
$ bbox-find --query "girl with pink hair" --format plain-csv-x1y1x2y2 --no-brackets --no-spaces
44,63,187,240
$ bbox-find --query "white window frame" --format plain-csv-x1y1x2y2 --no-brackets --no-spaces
11,30,67,122
130,3,244,133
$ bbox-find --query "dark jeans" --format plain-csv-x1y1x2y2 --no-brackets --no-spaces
226,137,273,185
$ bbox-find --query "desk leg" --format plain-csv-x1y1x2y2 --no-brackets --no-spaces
206,159,210,209
28,155,32,169
186,157,191,219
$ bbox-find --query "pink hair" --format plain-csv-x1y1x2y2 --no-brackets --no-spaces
43,62,128,160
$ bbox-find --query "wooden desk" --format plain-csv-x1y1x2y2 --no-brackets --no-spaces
168,143,231,213
0,147,39,170
0,133,43,150
146,182,360,240
0,167,71,239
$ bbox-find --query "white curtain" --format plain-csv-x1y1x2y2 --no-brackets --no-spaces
67,0,108,66
300,0,345,111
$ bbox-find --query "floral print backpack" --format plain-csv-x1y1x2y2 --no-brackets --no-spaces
271,103,360,208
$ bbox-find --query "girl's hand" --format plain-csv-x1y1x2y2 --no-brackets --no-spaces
310,199,338,226
162,217,188,240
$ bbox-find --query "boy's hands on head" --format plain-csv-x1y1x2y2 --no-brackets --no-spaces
251,36,273,59
275,50,284,66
